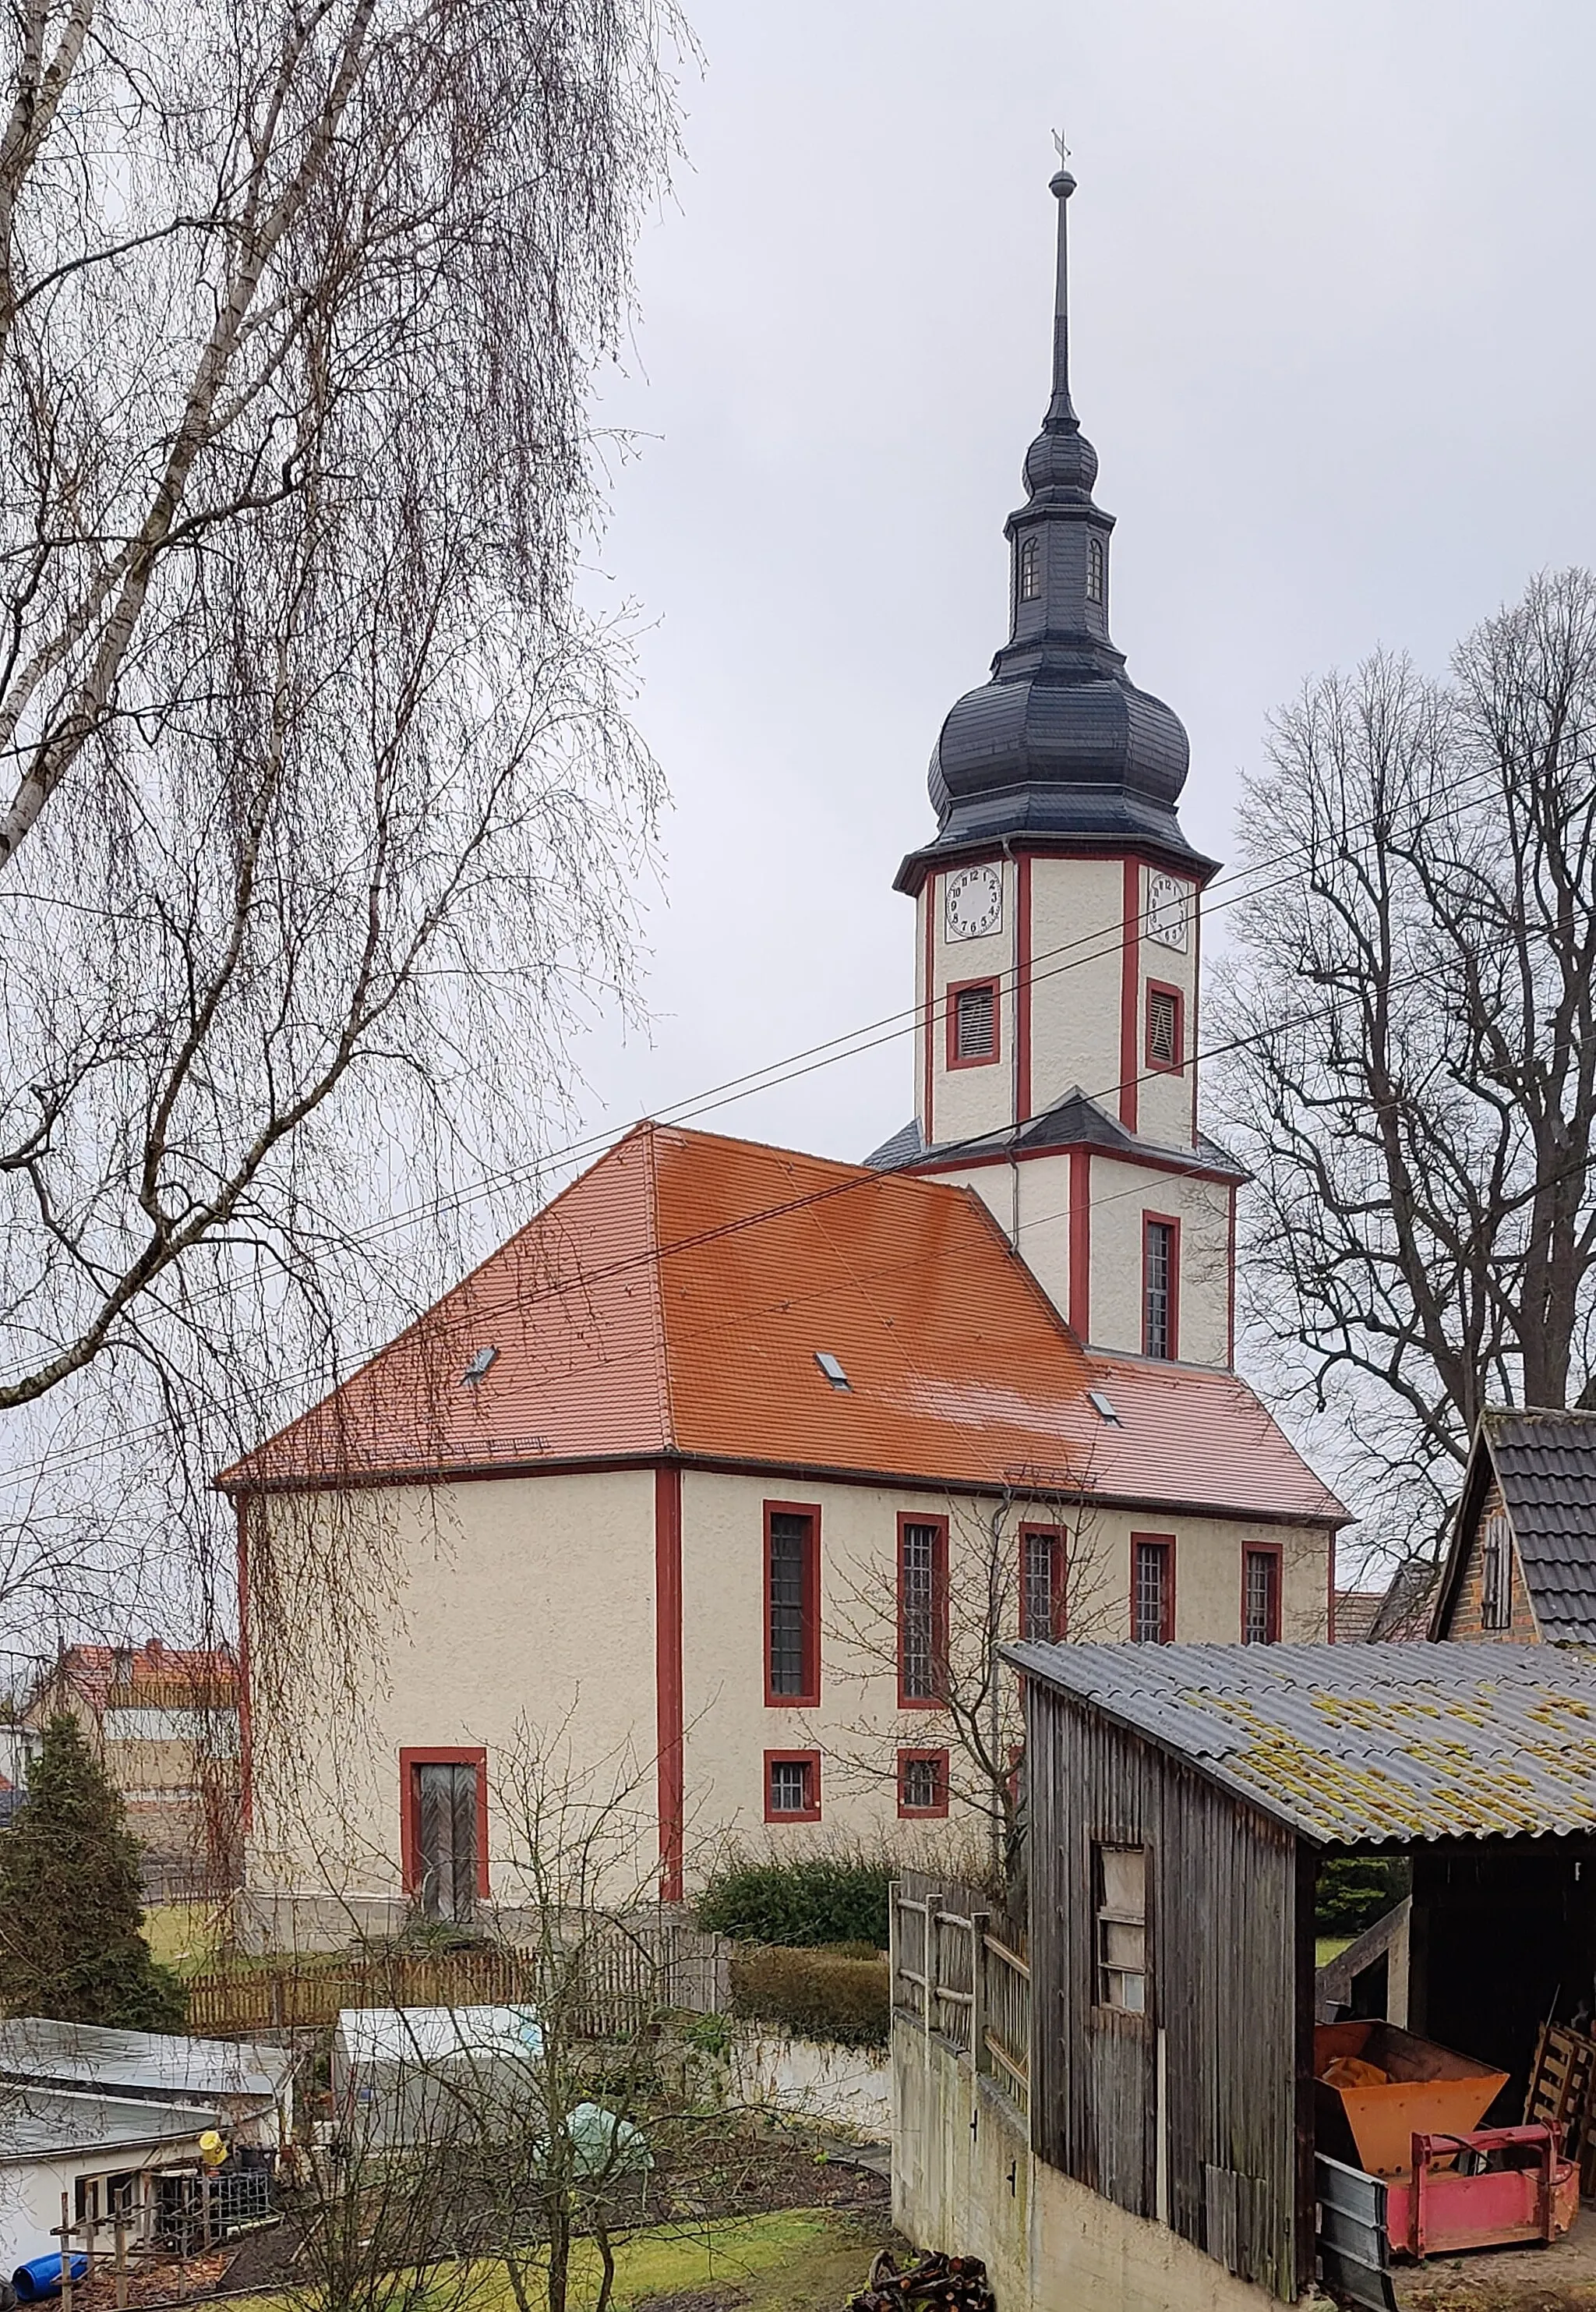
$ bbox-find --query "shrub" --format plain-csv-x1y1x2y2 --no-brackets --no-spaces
1315,1855,1411,1937
697,1855,892,1949
728,1945,889,2049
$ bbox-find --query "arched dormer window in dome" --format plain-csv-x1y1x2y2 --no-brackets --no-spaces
1017,532,1041,604
1086,535,1106,606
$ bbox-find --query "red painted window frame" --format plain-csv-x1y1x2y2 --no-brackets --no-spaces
1242,1543,1284,1644
1018,1523,1068,1642
764,1499,821,1708
897,1747,951,1819
764,1748,821,1824
1144,979,1185,1075
898,1511,949,1709
1129,1533,1176,1644
1142,1211,1181,1360
945,976,1001,1070
399,1745,490,1899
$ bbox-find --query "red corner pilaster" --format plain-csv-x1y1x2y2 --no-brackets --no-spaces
654,1462,685,1904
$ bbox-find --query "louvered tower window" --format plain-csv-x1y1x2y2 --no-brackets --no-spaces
1147,987,1179,1068
1017,532,1041,603
1086,534,1106,603
953,981,996,1061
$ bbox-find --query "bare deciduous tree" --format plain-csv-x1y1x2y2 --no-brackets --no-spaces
1214,567,1596,1559
0,0,687,1628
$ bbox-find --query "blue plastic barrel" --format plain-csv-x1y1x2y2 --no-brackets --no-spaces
13,2257,87,2301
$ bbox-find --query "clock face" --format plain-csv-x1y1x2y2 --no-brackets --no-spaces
945,864,1003,942
1146,872,1189,952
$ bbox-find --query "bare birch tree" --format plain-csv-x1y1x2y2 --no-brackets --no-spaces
0,0,687,1628
1213,567,1596,1560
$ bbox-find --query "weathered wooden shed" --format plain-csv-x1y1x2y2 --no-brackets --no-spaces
1005,1641,1596,2302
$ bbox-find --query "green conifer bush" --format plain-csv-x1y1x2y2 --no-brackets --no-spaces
0,1714,189,2029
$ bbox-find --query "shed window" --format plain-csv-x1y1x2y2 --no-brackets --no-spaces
1481,1508,1513,1631
1086,535,1106,605
1017,532,1041,603
765,1504,819,1704
1132,1536,1174,1644
950,979,998,1063
899,1516,948,1704
1020,1526,1065,1642
1095,1843,1147,2012
1244,1547,1280,1645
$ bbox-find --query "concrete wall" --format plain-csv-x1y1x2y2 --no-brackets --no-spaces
893,2021,1284,2312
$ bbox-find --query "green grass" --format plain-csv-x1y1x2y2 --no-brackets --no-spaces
1315,1936,1355,1967
233,2209,892,2312
141,1901,228,1978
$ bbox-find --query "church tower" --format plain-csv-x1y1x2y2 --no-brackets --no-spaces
870,168,1241,1370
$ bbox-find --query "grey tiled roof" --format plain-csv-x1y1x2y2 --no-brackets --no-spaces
1486,1409,1596,1643
863,1089,1248,1183
1003,1639,1596,1845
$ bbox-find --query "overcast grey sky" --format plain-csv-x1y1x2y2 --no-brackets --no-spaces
573,0,1596,1168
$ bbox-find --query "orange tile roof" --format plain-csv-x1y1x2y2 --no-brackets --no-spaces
46,1642,238,1715
223,1122,1346,1525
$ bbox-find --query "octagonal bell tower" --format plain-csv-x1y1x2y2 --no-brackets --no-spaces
867,166,1242,1372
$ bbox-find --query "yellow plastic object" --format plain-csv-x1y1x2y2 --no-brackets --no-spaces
1314,2021,1509,2178
198,2130,227,2169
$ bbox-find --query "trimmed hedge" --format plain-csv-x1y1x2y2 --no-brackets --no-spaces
728,1945,889,2049
697,1856,892,1950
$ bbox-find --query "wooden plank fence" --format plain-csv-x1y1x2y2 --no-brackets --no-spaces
890,1881,1029,2119
185,1923,729,2038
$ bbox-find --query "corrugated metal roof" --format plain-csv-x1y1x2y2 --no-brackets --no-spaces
1004,1640,1596,1846
0,2019,291,2102
223,1122,1345,1526
0,2087,222,2163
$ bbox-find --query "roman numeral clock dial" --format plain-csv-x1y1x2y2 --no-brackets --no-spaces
945,864,1003,941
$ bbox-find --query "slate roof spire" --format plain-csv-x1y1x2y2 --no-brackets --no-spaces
895,162,1213,893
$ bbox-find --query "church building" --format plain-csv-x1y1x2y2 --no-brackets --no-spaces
224,171,1346,1939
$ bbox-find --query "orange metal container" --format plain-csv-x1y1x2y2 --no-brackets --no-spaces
1314,2021,1510,2178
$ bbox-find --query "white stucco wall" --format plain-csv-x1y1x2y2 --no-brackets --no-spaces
1026,856,1125,1120
917,857,1019,1150
244,1463,1332,1920
1087,1153,1232,1366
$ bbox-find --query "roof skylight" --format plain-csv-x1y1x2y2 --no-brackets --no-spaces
1087,1388,1121,1425
461,1345,499,1384
814,1352,851,1391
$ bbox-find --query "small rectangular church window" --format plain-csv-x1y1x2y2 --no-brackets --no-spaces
765,1505,819,1703
1481,1507,1513,1631
949,979,998,1065
1244,1547,1280,1644
1142,1218,1178,1359
899,1515,948,1703
898,1748,948,1817
1132,1536,1174,1642
1021,1525,1065,1642
1146,985,1181,1071
764,1751,820,1822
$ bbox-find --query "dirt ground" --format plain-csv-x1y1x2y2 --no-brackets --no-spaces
1395,2205,1596,2312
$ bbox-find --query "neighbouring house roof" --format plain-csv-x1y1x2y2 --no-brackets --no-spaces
1003,1639,1596,1846
221,1122,1346,1528
1432,1408,1596,1644
37,1639,238,1718
1333,1590,1383,1642
0,2086,224,2165
0,2020,291,2105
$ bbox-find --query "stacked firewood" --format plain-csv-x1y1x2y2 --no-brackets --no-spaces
849,2250,997,2312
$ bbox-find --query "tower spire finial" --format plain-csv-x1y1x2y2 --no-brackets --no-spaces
1047,136,1078,431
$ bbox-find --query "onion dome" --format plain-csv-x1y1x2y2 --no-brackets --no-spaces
896,170,1212,893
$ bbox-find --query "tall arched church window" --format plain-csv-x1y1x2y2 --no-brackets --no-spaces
1086,535,1106,604
1017,533,1041,603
